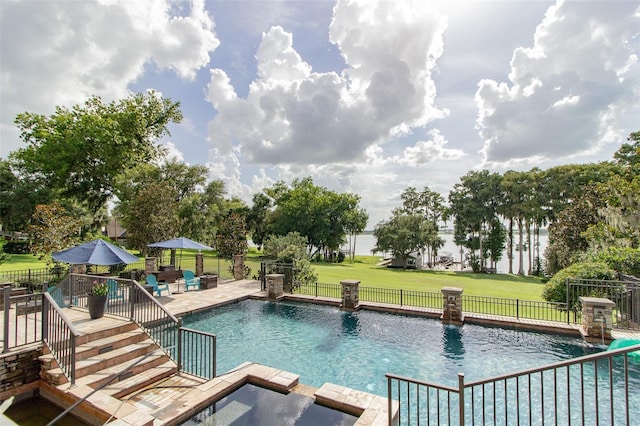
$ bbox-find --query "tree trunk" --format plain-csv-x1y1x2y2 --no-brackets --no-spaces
517,218,524,275
508,218,514,274
526,219,532,275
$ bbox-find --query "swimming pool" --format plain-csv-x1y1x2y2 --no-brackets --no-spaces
182,299,602,396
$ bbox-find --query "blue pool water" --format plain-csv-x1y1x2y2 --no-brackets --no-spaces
183,299,603,396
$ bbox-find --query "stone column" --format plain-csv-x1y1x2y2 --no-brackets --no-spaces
341,279,360,311
267,274,284,301
70,264,86,275
195,253,204,276
441,287,464,325
233,254,245,280
145,257,156,275
579,297,615,342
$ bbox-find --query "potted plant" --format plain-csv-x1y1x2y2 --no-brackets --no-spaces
87,281,108,319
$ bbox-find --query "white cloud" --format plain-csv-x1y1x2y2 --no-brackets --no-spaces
205,0,449,166
0,0,219,157
475,0,640,165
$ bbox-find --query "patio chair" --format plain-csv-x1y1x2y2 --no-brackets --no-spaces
106,279,125,302
145,274,170,297
182,270,200,291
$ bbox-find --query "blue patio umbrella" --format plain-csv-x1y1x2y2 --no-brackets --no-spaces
147,237,213,268
52,239,140,265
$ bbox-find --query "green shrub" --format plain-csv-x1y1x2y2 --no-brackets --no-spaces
542,261,617,305
584,247,640,277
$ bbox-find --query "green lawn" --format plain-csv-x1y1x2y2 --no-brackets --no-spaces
311,256,547,301
1,252,547,301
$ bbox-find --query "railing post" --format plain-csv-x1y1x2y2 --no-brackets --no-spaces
315,282,318,297
400,289,403,306
70,334,76,386
458,373,465,426
517,299,520,320
566,278,571,324
129,281,135,320
42,293,49,343
2,286,10,352
177,318,183,372
212,334,217,378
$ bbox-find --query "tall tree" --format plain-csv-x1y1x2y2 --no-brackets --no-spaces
344,207,369,261
374,212,434,267
11,92,182,213
215,212,248,260
28,202,83,262
0,159,54,232
124,182,180,255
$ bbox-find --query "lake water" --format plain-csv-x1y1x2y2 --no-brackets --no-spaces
345,233,548,274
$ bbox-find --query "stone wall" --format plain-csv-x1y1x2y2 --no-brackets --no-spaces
0,346,43,400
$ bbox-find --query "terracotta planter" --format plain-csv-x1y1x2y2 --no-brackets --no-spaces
87,294,108,319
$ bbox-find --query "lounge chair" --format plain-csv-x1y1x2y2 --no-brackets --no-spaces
182,270,200,291
106,279,125,302
145,274,170,297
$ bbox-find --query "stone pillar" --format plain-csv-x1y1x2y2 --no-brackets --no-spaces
341,279,360,311
441,287,464,325
145,257,156,275
233,255,245,280
579,297,615,342
195,253,204,276
70,264,86,275
267,274,284,301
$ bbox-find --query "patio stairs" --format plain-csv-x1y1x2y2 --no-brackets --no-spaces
39,315,178,399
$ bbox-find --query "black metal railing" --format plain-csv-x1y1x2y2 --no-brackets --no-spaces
63,274,217,379
292,283,572,322
568,278,640,330
387,343,640,425
1,288,43,352
0,266,69,293
179,328,217,379
462,295,569,322
42,292,79,386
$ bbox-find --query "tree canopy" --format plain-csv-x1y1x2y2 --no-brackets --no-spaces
11,92,182,213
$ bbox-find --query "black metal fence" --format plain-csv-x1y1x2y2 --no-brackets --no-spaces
0,266,69,293
260,261,294,291
568,278,640,330
387,343,640,425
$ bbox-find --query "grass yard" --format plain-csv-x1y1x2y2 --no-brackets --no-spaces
311,256,547,301
1,251,547,301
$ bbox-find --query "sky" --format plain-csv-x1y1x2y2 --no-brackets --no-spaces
1,0,639,228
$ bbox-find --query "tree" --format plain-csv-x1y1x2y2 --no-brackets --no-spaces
374,212,433,267
28,202,83,262
215,212,248,260
123,182,180,255
448,170,503,271
11,92,182,213
263,178,364,259
344,207,369,261
246,192,273,249
543,188,604,275
263,232,318,285
0,159,55,232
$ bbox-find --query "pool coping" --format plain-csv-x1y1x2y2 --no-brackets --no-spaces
112,361,395,425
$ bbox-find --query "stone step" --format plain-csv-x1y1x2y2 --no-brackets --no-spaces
75,329,149,361
75,321,139,346
42,339,161,385
74,339,159,378
73,351,173,391
99,360,178,398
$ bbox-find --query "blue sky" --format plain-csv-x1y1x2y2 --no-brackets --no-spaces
1,0,639,226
